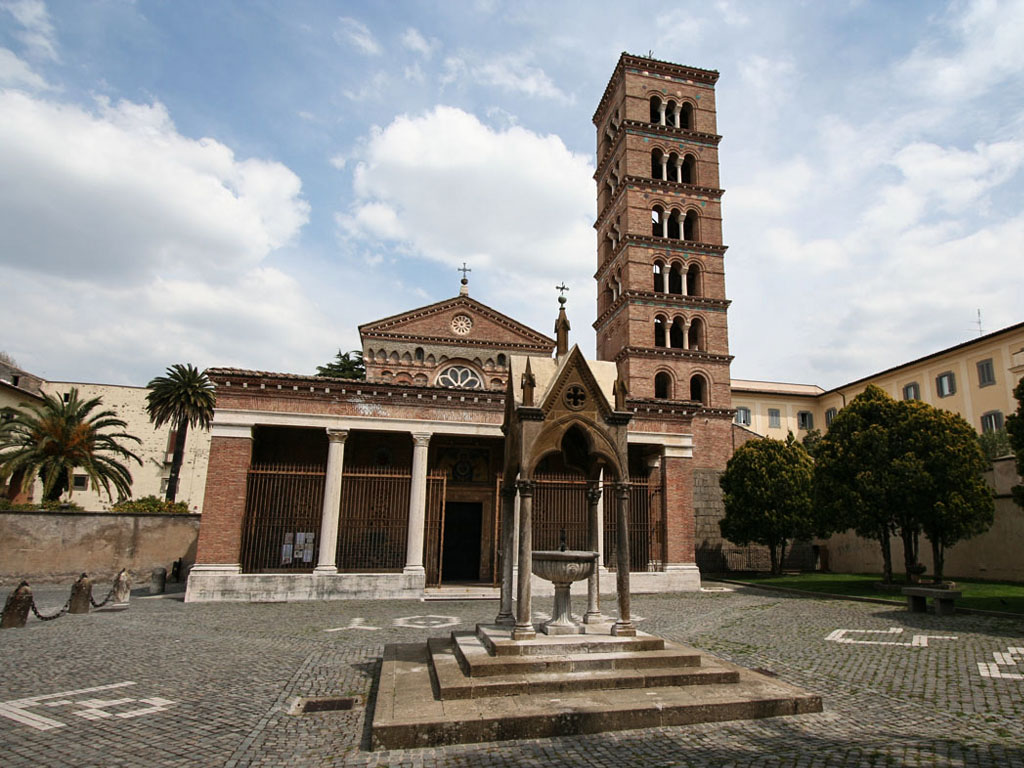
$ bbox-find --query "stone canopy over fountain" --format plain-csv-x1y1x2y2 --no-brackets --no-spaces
370,291,823,750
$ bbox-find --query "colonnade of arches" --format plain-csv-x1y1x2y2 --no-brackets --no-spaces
649,96,693,130
653,314,705,351
653,370,708,404
651,149,696,184
651,206,699,241
652,260,702,296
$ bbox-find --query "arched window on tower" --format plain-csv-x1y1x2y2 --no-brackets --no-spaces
651,149,665,180
649,95,662,124
654,372,672,399
683,210,698,241
668,262,683,294
668,152,680,182
415,347,424,363
680,102,693,130
654,315,666,347
669,317,685,349
681,154,696,185
667,209,682,240
689,374,708,405
602,280,614,309
687,317,705,351
686,263,702,297
651,206,666,238
666,100,678,127
652,261,665,292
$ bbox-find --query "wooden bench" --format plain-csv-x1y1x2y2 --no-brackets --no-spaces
901,586,962,616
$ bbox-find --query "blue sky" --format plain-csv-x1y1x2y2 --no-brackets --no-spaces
2,0,1022,389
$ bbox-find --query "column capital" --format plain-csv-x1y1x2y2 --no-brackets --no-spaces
516,478,536,497
586,483,603,504
411,432,432,448
613,481,631,497
326,428,349,444
501,483,518,499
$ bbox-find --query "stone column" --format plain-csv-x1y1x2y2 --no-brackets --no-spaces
658,102,667,126
583,482,603,624
512,479,536,641
611,481,636,636
683,320,689,350
673,104,682,128
403,432,432,575
314,429,348,574
495,483,517,626
660,157,669,181
674,157,683,183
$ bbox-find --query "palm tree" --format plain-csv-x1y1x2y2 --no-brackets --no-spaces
146,364,216,502
0,388,142,502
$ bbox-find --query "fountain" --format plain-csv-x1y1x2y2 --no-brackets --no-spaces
531,549,598,635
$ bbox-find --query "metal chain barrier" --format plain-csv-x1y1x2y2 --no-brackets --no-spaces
3,569,132,628
30,595,72,621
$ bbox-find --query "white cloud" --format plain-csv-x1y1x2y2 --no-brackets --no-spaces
343,70,389,101
0,46,48,88
0,89,322,382
440,53,572,103
738,55,796,111
898,0,1024,101
338,106,595,342
1,0,58,60
0,91,309,281
401,27,438,59
333,16,381,56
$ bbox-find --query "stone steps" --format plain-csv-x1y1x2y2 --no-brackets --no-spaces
430,636,739,700
372,640,823,750
451,631,702,677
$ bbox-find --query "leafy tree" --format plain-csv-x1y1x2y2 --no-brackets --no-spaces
897,400,993,582
1007,377,1024,508
316,349,365,379
0,350,19,368
0,388,141,502
146,364,216,502
814,385,903,583
719,433,817,575
801,428,824,458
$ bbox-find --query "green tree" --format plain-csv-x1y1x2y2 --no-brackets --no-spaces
146,364,216,502
0,388,141,502
719,433,817,575
316,349,365,379
814,385,903,583
1006,377,1024,508
897,400,993,582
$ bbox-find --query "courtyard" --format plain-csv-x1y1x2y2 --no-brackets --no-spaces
1,584,1022,767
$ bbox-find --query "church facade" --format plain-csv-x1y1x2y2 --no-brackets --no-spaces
185,53,740,602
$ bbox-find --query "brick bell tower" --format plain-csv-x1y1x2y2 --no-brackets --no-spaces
593,53,735,574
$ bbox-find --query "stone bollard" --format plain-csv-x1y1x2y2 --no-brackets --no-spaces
112,569,132,604
68,573,92,614
1,582,33,629
150,567,167,595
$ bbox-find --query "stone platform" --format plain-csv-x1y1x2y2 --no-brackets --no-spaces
371,622,822,749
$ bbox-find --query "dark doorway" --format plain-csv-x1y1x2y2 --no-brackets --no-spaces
441,502,483,582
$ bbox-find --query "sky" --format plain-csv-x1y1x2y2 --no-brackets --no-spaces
2,0,1022,391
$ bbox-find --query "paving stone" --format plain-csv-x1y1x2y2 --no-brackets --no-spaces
0,585,1022,766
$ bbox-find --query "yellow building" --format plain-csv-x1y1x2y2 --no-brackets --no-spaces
732,320,1024,441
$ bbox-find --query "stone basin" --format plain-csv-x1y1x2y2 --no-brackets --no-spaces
531,551,598,635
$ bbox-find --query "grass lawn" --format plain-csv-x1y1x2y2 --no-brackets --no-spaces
723,572,1024,615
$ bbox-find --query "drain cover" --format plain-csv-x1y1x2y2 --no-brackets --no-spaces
291,696,359,714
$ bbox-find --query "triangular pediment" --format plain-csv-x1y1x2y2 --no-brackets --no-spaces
539,346,616,421
359,296,554,350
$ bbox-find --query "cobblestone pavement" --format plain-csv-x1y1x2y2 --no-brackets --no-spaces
1,582,1023,767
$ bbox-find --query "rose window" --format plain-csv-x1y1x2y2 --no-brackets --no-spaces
451,314,473,335
437,365,483,389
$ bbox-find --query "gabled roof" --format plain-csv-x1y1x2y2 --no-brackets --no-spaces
359,295,555,350
508,346,618,408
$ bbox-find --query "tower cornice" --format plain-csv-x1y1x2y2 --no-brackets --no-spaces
593,291,730,330
594,236,727,283
595,121,721,179
595,177,724,230
614,346,734,365
593,53,720,127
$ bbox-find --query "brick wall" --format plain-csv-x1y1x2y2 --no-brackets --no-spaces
195,435,252,564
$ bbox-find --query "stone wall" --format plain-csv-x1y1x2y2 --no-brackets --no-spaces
821,457,1024,581
0,510,200,585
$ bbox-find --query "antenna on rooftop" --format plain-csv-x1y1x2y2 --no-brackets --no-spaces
974,308,984,337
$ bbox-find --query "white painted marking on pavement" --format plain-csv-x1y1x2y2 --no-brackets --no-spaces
825,627,957,647
0,682,174,731
978,647,1024,679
